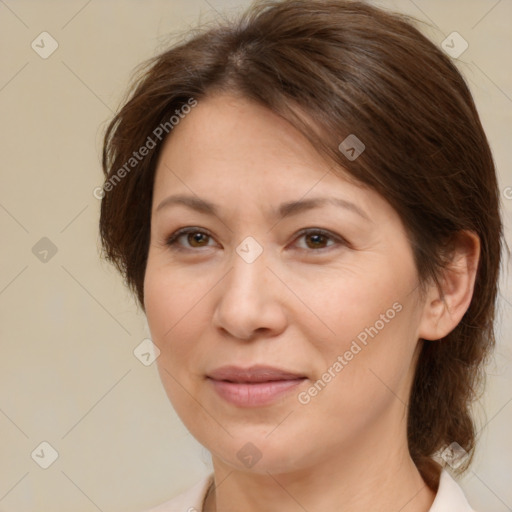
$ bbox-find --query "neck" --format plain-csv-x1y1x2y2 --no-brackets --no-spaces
203,420,436,512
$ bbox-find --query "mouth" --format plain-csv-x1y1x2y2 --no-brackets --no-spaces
206,365,307,407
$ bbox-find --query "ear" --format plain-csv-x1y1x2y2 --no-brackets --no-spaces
418,230,480,341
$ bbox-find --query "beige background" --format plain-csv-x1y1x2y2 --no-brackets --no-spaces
1,0,511,510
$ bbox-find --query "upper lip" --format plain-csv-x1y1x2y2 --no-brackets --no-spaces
207,365,306,383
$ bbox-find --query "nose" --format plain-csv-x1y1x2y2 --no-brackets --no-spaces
211,247,288,341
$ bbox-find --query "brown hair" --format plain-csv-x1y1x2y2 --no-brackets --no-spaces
99,0,503,488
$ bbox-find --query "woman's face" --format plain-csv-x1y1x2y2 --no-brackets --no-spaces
144,93,430,474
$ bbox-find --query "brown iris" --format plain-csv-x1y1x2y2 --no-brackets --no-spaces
304,233,329,249
188,232,210,247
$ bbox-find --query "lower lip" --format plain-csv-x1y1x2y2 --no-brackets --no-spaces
208,378,306,407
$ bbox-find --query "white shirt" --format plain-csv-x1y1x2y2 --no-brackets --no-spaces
142,469,475,512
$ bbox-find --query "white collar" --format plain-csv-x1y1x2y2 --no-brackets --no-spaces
429,469,475,511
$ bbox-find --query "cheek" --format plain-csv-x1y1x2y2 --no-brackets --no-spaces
291,263,410,352
143,263,208,367
143,266,211,422
315,295,420,416
296,303,420,446
295,260,420,397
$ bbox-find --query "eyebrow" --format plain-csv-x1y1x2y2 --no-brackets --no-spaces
155,194,370,221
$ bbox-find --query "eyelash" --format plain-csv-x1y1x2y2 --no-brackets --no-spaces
164,227,347,253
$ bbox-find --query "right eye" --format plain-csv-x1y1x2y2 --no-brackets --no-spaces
165,227,217,251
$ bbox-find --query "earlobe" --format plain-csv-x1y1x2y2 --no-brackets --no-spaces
418,230,480,341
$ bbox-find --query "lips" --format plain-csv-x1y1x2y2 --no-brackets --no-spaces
207,365,306,383
206,365,307,407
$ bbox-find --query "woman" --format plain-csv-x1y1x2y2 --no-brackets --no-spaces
99,1,503,510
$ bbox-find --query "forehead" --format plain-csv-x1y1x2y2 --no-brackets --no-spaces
155,93,354,190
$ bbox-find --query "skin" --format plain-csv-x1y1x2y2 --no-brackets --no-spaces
143,93,480,512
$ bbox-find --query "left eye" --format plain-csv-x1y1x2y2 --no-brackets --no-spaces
294,229,340,250
165,228,344,251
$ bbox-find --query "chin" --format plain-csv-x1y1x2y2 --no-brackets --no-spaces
204,430,313,475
